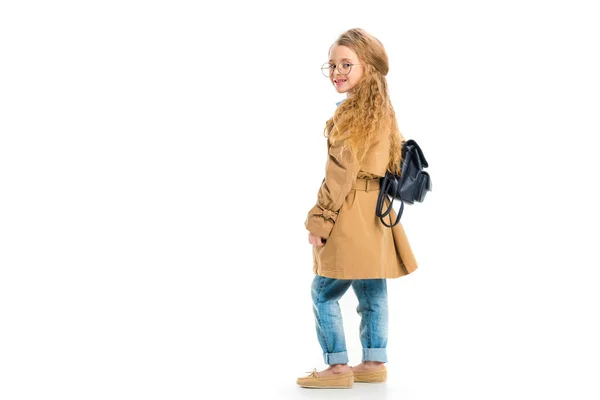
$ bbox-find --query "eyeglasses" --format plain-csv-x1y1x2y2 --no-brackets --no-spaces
321,61,363,77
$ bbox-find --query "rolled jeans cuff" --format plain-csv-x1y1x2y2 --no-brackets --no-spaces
362,348,387,363
323,351,349,365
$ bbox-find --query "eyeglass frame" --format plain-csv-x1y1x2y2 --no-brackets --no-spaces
321,61,365,77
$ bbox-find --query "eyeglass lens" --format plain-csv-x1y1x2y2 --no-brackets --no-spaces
321,62,353,77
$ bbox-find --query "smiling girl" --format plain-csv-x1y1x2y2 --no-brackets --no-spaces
298,28,419,389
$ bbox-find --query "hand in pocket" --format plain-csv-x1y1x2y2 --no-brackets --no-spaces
308,232,326,247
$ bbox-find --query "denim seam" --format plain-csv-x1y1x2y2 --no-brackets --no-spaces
316,277,331,354
362,280,372,348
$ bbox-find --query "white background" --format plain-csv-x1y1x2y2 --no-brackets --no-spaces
1,1,599,399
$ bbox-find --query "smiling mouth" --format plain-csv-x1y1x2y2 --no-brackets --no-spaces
334,79,347,84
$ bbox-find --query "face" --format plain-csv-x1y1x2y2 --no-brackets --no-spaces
326,45,365,97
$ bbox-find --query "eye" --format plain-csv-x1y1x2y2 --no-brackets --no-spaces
343,63,352,68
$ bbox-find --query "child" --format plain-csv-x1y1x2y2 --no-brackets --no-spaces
297,28,419,389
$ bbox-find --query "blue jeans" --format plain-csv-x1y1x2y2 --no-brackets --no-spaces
311,275,388,365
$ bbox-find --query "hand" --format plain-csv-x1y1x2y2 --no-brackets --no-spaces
308,232,326,247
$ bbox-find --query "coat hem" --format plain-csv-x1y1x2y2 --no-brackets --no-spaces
314,266,417,280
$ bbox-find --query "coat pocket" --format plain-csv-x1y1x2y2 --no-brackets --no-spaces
316,214,341,272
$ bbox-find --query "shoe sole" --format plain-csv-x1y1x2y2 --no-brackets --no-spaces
299,385,353,389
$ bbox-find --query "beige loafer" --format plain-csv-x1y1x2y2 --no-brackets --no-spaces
296,368,354,389
351,365,387,383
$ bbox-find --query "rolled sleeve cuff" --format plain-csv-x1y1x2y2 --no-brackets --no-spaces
304,204,338,239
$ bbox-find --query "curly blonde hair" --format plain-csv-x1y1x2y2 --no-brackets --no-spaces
324,28,405,175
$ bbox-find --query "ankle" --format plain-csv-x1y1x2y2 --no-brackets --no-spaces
329,363,350,370
363,361,385,366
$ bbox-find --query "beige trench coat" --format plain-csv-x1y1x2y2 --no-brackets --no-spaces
304,125,418,280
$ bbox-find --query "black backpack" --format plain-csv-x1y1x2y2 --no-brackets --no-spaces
376,139,432,227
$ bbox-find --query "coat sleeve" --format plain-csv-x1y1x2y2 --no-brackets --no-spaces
305,138,361,239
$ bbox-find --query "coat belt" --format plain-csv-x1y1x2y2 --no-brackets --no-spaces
352,178,381,192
